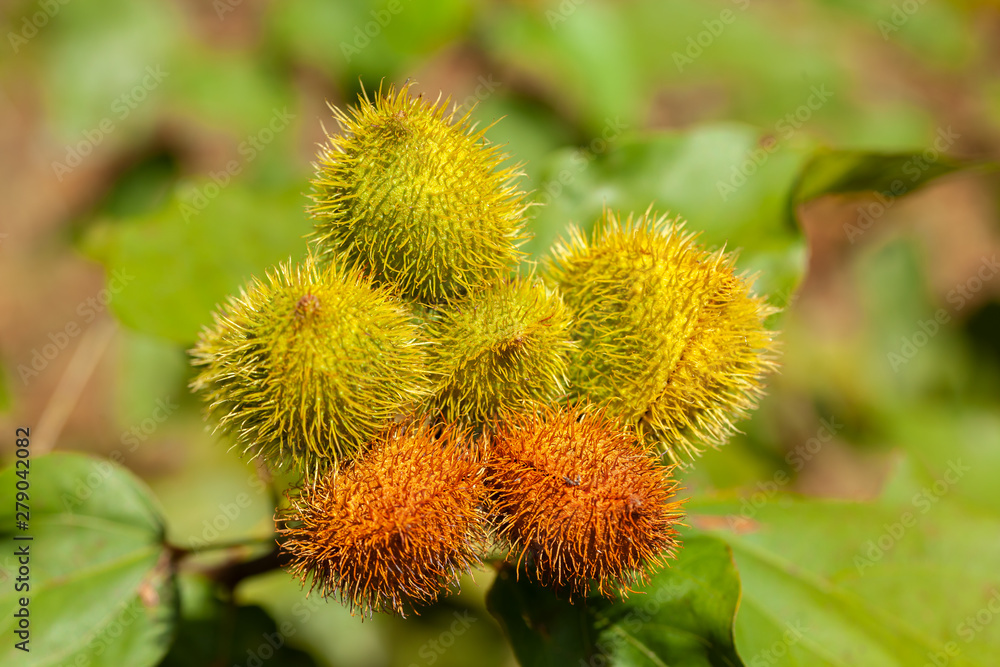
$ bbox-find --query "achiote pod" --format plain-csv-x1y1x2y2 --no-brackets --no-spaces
278,424,486,616
190,259,428,476
486,405,683,600
545,209,778,463
423,277,575,429
310,82,529,305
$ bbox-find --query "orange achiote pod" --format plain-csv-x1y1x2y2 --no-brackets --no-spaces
486,404,684,600
278,423,486,616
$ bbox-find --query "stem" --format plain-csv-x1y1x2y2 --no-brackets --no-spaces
203,542,286,591
173,536,277,556
171,536,288,592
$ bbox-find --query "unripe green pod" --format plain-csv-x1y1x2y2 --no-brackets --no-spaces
190,259,428,476
309,83,529,305
545,209,778,463
424,277,575,429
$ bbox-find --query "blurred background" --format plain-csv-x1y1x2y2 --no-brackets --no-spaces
1,0,999,665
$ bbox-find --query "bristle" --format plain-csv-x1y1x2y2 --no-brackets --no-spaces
278,424,486,616
189,258,429,474
544,208,779,463
423,277,575,429
309,82,530,305
486,405,684,600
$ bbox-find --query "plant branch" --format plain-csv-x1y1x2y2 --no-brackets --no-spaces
203,541,287,591
169,536,287,591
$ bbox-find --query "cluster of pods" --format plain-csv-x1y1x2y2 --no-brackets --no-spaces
190,83,776,615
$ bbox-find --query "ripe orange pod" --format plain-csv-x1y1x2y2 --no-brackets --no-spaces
485,404,685,600
278,423,486,616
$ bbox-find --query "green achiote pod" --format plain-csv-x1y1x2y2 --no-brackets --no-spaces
424,278,574,429
190,259,428,476
545,209,778,463
309,83,529,305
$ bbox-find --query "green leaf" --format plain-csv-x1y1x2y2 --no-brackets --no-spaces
528,124,813,306
528,123,984,314
882,406,1000,517
791,147,969,206
689,459,1000,667
160,573,317,667
38,0,182,142
486,566,591,667
488,2,643,135
266,0,359,74
236,569,401,666
81,183,313,343
0,453,176,667
114,329,189,428
382,0,474,57
166,48,296,141
487,534,744,667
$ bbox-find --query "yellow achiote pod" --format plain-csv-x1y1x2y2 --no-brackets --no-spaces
545,208,778,463
309,82,530,305
423,277,575,429
190,259,428,477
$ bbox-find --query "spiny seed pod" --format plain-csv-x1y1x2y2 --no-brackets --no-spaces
190,259,427,476
309,82,529,305
278,424,485,616
486,405,683,600
424,277,575,429
545,209,778,463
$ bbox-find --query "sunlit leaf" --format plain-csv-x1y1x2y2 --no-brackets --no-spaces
0,453,176,667
81,184,312,343
690,458,1000,667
